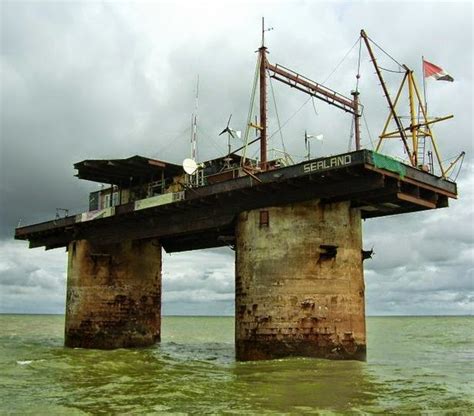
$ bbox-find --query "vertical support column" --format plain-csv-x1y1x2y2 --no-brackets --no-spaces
351,90,361,151
235,200,366,361
259,44,268,170
65,238,162,349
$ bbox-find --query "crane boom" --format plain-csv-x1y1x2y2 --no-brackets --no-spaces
266,62,359,116
360,29,414,166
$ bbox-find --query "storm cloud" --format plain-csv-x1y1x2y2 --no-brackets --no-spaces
1,1,472,315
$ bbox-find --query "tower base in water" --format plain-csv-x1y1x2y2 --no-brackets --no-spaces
235,200,366,361
65,238,162,349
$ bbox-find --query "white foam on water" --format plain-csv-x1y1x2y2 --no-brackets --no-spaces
16,360,33,365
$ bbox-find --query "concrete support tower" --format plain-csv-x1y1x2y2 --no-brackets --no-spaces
235,200,366,361
65,238,162,349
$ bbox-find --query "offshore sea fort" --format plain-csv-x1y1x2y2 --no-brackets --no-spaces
14,27,461,362
6,11,470,416
1,315,473,414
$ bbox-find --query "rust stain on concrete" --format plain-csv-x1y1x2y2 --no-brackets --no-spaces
65,238,161,349
235,199,366,361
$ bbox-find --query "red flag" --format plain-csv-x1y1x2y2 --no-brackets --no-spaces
423,59,454,82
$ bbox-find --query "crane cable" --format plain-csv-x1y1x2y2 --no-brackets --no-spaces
453,155,464,182
379,66,405,74
323,36,361,84
365,34,404,69
267,71,290,162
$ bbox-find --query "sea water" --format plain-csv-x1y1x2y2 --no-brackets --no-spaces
0,315,473,414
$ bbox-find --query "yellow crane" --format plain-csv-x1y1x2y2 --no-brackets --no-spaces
360,30,464,179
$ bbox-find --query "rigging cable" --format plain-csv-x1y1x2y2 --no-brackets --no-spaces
362,110,375,150
152,125,192,159
347,116,355,152
241,54,261,165
355,37,362,92
311,97,318,116
268,97,311,140
268,35,361,140
453,155,464,182
348,40,360,152
268,71,288,159
442,154,465,164
322,36,361,84
353,36,363,151
379,66,405,74
365,34,403,69
196,125,227,155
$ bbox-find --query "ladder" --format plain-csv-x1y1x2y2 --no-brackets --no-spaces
417,136,426,167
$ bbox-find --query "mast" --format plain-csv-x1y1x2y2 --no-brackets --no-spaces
259,17,268,170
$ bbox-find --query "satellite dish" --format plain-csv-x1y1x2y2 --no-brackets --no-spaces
183,158,198,175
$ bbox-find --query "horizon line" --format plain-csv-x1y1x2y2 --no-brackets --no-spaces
0,313,472,318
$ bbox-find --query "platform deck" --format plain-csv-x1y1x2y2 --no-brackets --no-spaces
15,150,457,252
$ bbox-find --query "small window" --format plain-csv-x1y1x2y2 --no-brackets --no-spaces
259,210,269,227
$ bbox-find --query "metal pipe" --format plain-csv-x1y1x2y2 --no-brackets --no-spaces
352,91,361,150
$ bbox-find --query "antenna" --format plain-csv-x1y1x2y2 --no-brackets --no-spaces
182,158,198,175
190,75,199,161
261,16,274,47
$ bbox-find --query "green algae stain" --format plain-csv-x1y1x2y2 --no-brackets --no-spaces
371,152,407,178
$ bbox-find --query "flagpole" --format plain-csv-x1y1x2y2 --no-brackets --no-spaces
422,56,428,114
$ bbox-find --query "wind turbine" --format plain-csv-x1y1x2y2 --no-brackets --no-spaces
219,114,241,156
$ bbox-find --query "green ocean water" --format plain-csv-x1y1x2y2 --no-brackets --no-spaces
0,315,473,415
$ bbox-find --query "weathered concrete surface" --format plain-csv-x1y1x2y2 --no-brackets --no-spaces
235,200,366,361
65,238,161,349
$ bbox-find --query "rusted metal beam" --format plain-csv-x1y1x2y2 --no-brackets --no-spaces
363,164,457,198
266,63,358,115
397,192,437,209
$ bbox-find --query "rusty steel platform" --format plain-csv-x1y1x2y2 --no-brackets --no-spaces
15,150,457,253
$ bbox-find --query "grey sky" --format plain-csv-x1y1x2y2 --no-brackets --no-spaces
1,0,472,315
